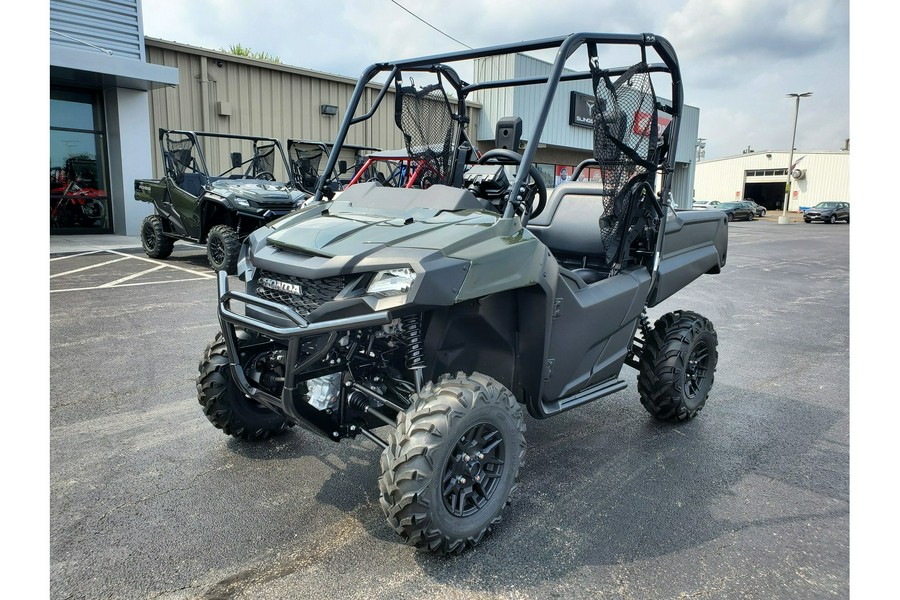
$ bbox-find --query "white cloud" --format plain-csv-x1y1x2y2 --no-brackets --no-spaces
140,0,850,159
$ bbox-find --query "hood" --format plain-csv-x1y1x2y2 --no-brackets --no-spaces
266,205,499,259
210,179,302,204
264,183,510,259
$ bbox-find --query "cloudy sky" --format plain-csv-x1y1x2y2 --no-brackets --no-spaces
140,0,849,160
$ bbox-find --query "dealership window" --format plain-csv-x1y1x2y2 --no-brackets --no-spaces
50,88,112,233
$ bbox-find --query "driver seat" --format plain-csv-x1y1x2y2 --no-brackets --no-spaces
526,181,610,285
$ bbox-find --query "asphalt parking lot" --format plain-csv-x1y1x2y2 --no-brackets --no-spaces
48,219,849,599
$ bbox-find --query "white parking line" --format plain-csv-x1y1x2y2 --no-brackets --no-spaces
51,277,213,294
50,256,130,279
50,248,216,294
50,250,102,262
99,264,167,287
105,249,214,278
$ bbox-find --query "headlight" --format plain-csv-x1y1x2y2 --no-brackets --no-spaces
367,268,416,298
233,197,251,208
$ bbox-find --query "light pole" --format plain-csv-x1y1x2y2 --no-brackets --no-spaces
779,92,812,224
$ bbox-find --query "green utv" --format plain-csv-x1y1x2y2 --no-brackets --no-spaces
198,32,728,554
135,131,344,273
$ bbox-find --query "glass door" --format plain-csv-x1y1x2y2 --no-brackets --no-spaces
50,88,112,233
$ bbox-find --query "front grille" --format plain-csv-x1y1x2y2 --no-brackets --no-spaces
255,270,350,316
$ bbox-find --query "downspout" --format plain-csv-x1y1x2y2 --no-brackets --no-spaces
199,56,211,132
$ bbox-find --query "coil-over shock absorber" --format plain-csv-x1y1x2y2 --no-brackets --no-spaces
401,313,425,392
625,309,652,370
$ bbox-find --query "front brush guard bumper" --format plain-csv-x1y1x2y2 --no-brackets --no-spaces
216,271,393,432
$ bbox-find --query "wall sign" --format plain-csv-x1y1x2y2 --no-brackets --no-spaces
569,91,672,135
569,92,597,128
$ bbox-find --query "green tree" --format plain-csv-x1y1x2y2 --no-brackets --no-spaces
220,43,281,64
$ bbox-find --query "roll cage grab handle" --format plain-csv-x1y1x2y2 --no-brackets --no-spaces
314,32,683,215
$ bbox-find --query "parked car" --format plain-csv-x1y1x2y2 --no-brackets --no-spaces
742,199,767,217
692,200,722,209
715,201,755,222
804,201,849,224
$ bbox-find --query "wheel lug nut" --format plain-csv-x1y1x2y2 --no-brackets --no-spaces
477,452,484,459
458,477,467,484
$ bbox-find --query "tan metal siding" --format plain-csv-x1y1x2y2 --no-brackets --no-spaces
144,41,478,177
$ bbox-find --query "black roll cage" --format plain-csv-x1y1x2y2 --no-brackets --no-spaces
313,32,683,220
158,128,298,187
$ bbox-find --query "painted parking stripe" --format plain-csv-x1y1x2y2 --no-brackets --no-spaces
106,249,215,278
50,256,130,279
50,246,217,293
51,277,213,294
50,250,102,262
99,264,167,287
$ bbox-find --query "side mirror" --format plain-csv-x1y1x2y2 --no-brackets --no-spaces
338,160,348,175
230,152,242,168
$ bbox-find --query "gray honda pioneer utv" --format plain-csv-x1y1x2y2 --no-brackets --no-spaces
197,32,728,554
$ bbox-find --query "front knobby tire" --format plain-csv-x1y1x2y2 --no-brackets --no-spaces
638,310,718,422
207,224,241,273
197,332,291,441
141,214,175,259
378,372,526,554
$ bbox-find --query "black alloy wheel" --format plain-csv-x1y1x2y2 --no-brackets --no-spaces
378,372,525,554
441,422,505,517
682,340,712,400
140,214,174,259
206,224,241,273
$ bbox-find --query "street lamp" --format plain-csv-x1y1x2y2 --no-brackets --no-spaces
779,92,812,224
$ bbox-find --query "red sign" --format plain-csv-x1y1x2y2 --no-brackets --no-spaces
633,111,672,137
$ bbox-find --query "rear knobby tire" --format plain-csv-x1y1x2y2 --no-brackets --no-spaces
638,310,718,422
207,224,241,273
197,332,291,441
141,214,175,259
378,372,526,554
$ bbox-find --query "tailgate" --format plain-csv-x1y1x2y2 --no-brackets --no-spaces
134,178,164,203
648,209,728,307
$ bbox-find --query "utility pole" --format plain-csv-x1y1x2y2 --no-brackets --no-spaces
778,92,812,224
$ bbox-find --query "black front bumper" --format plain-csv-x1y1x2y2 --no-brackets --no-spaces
215,271,393,434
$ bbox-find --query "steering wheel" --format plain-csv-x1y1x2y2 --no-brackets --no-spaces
255,171,276,181
476,149,547,220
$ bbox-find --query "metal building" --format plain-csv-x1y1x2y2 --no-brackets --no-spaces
143,38,480,184
694,151,850,212
50,0,700,235
472,52,701,208
50,0,178,236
